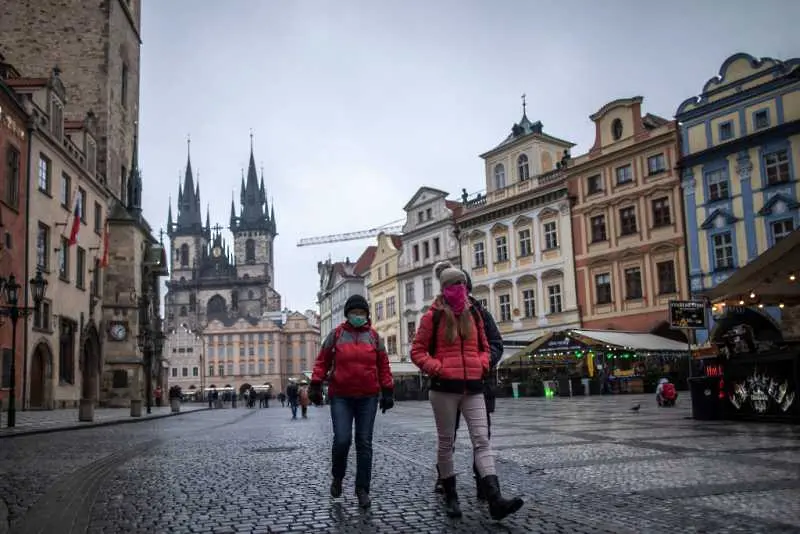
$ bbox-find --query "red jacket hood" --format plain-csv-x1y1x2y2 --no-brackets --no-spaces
339,319,374,332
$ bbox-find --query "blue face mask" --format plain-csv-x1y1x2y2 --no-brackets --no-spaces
348,315,367,328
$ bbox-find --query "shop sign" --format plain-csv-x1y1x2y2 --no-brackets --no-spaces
0,104,26,140
729,371,795,414
669,300,707,329
538,333,586,353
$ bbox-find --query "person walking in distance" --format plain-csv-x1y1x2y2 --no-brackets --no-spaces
432,262,504,500
308,294,395,509
286,379,300,420
411,267,522,521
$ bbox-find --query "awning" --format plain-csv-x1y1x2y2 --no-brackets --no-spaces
700,227,800,305
570,330,689,352
502,329,689,366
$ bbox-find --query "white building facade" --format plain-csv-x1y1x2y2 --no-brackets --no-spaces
457,111,581,349
397,187,461,360
317,247,375,339
165,327,204,393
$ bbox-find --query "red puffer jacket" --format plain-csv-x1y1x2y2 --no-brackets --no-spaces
311,321,394,398
411,299,490,395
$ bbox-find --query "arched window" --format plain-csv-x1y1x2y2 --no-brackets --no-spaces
493,164,505,190
180,244,189,267
517,154,530,180
231,292,239,310
179,306,187,316
245,239,256,264
207,295,227,315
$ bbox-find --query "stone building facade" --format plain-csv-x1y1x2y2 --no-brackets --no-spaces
396,187,461,360
164,326,203,394
366,233,403,361
0,0,143,202
5,66,110,409
457,109,580,346
164,141,318,393
317,247,375,339
0,57,30,410
567,97,689,336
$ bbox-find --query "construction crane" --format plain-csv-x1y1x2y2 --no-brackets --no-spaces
296,219,404,247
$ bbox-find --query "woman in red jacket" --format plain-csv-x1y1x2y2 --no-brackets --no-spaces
308,294,394,509
411,267,523,521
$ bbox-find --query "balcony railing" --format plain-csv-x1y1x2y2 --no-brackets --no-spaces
462,167,569,210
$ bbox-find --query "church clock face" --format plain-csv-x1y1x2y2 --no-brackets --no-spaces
212,246,222,258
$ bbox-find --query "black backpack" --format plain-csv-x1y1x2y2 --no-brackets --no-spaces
428,307,485,356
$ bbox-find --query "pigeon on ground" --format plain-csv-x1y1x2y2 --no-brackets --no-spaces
630,404,641,412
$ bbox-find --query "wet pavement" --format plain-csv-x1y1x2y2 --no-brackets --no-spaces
1,395,799,533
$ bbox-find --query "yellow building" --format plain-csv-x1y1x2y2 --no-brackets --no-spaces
366,232,402,361
677,53,800,343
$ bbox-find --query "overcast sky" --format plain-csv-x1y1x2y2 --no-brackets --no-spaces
139,0,800,312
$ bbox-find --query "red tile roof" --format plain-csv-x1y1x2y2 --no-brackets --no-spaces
354,246,377,275
389,234,402,249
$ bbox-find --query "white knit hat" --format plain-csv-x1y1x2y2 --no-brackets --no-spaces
439,267,466,288
433,260,454,280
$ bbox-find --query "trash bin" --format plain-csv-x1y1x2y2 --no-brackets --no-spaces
687,376,723,420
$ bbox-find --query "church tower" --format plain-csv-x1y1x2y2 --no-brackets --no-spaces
230,138,281,314
165,140,212,331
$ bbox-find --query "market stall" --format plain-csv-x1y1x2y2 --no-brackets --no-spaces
698,228,800,423
502,329,689,396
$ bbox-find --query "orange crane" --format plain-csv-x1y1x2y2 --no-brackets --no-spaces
296,219,405,247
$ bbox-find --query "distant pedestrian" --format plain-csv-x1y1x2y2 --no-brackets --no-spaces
309,294,394,509
278,392,286,407
299,382,310,418
411,267,522,521
286,380,300,419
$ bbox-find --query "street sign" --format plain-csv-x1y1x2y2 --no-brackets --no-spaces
669,300,707,329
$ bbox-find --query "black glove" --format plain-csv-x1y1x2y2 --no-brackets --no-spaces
308,382,323,406
379,389,394,414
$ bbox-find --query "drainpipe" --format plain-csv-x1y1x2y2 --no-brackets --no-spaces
21,116,34,411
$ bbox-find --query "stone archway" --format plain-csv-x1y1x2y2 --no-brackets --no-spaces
81,324,102,402
29,342,52,409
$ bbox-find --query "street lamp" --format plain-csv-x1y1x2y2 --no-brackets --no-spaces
0,270,48,427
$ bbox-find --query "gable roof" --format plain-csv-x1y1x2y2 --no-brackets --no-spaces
758,193,800,216
700,208,739,230
403,187,449,211
354,246,377,275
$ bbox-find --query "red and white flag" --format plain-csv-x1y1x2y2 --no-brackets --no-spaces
68,194,81,246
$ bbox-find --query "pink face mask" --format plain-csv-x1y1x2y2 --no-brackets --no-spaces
442,284,468,314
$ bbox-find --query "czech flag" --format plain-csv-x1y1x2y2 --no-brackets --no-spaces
68,195,81,246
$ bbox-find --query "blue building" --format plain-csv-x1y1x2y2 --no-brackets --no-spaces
676,53,800,343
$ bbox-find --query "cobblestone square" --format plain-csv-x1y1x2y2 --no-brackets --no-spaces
1,395,799,533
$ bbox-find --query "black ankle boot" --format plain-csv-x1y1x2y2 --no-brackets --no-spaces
355,487,371,509
434,464,444,494
440,476,462,518
481,475,523,521
473,463,486,500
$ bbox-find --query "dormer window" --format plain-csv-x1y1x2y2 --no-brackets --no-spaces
517,154,530,181
493,164,506,190
50,99,64,140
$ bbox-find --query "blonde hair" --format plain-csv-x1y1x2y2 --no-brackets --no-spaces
436,296,473,344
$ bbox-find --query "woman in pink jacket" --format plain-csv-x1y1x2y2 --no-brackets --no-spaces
411,267,523,521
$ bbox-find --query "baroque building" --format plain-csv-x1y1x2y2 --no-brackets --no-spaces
164,139,318,392
457,107,580,348
4,65,110,409
396,187,461,359
567,97,688,335
317,247,375,338
677,53,800,343
366,233,403,361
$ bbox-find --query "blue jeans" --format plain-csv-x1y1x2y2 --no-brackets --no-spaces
290,402,298,419
330,395,379,491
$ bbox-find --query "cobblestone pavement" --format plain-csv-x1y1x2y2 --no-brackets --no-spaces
0,404,208,437
1,395,799,533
